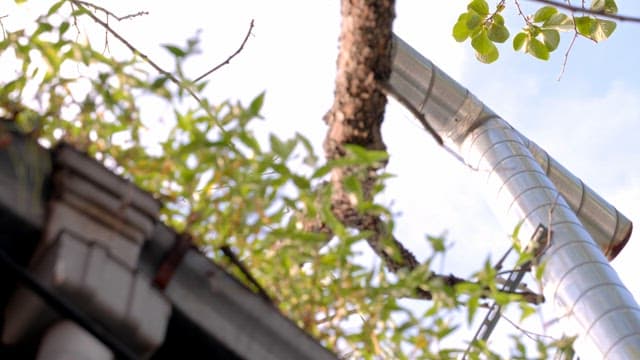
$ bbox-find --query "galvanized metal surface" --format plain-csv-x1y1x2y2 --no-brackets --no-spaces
388,34,640,359
464,118,640,357
387,34,632,260
520,137,632,259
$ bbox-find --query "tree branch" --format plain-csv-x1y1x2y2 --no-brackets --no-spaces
68,0,248,140
320,0,544,306
501,313,555,341
529,0,640,23
515,0,534,26
558,32,578,80
0,14,6,40
302,213,543,304
72,0,148,21
194,20,254,83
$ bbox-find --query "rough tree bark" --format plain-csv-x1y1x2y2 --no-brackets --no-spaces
316,0,542,304
323,0,419,273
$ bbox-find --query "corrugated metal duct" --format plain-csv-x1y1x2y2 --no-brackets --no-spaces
387,34,640,359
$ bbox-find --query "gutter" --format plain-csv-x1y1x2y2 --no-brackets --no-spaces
138,223,338,360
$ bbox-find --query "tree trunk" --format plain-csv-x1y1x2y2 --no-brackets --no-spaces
320,1,542,305
323,0,420,272
323,0,393,158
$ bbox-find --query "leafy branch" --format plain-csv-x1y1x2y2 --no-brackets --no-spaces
453,0,627,63
71,0,148,21
68,0,254,137
193,20,254,83
531,0,640,23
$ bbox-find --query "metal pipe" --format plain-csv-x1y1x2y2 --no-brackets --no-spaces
387,34,640,358
386,35,632,260
518,136,632,259
463,118,640,358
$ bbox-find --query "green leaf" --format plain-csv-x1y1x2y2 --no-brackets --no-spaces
519,302,537,322
591,0,605,11
151,76,169,89
575,16,597,37
427,235,446,253
467,0,490,16
453,13,471,42
493,13,505,26
291,174,310,190
533,6,558,23
248,92,265,116
344,145,388,164
591,0,618,14
466,11,483,30
471,30,499,63
162,44,187,58
513,32,528,51
471,30,492,54
311,163,332,179
591,19,616,42
541,29,560,51
59,21,70,35
574,16,616,42
34,22,54,36
605,0,618,14
543,13,574,31
238,131,262,154
269,134,295,160
488,23,509,43
70,7,89,17
47,0,65,16
527,38,550,60
468,295,479,325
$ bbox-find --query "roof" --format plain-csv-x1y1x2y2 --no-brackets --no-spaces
0,119,337,360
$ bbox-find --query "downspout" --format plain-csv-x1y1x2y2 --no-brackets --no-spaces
387,35,640,358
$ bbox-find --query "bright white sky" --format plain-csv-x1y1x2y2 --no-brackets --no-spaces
5,0,640,356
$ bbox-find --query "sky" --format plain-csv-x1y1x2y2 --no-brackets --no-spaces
5,0,640,356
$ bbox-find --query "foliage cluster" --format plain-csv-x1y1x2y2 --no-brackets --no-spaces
0,1,584,358
453,0,617,63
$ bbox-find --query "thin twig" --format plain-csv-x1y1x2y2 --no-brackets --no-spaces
546,192,560,254
484,0,507,26
194,19,255,83
220,245,275,304
0,14,7,40
103,15,110,54
557,29,579,80
378,83,443,145
514,0,534,26
494,246,513,271
529,0,640,23
73,0,148,21
68,0,231,138
501,313,556,341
